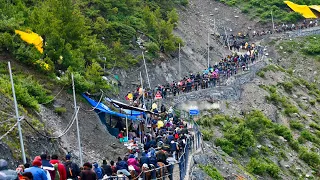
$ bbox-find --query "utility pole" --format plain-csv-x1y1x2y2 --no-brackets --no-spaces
139,71,145,108
207,31,210,68
214,18,216,34
224,27,230,50
271,11,275,32
71,73,83,165
8,62,26,164
179,43,181,80
142,52,151,89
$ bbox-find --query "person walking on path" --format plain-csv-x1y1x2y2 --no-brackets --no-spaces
50,155,67,180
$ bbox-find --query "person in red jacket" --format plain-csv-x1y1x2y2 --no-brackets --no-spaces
50,154,67,180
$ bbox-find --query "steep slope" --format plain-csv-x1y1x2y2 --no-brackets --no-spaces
117,0,259,97
193,35,320,179
0,56,125,167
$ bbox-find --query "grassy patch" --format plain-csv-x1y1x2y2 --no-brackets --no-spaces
247,157,280,178
289,120,304,130
54,107,67,115
199,165,224,180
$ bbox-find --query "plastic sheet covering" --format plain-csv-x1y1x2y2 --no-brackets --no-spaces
309,5,320,13
284,1,318,18
14,30,43,53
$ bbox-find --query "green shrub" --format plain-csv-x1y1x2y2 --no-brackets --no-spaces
257,71,265,78
300,130,320,144
299,148,320,168
289,140,301,152
199,165,224,180
284,105,299,116
281,82,293,93
247,158,280,178
224,124,256,154
54,107,67,115
309,99,316,106
310,123,320,131
202,129,213,141
145,42,160,56
289,120,304,130
274,124,293,142
215,138,235,154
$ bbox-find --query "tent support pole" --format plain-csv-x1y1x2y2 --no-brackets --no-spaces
126,116,128,141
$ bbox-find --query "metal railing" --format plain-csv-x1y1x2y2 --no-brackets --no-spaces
103,121,201,180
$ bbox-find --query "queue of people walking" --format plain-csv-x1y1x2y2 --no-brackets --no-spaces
0,102,194,180
125,42,262,106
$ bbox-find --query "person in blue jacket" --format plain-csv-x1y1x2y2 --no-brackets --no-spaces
116,157,131,179
24,159,48,180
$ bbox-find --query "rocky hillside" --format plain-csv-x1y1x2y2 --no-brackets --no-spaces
191,34,320,179
1,1,320,178
0,57,125,167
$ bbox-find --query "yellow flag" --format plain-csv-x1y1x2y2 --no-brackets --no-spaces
15,30,43,53
284,1,318,18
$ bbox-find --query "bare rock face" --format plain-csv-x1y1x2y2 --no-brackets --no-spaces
38,92,126,164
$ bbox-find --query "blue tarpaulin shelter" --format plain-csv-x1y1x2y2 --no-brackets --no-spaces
104,97,155,114
82,94,141,121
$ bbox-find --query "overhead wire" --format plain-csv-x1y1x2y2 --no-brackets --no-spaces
0,122,18,140
0,117,15,125
24,107,79,139
0,109,15,117
40,85,66,105
80,90,104,112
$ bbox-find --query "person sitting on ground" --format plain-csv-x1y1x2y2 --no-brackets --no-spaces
101,160,112,177
80,162,96,180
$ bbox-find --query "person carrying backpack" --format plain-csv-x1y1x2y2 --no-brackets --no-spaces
63,154,80,180
169,140,179,160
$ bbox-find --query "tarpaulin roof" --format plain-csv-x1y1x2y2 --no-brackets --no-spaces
82,94,141,121
309,5,320,13
15,30,43,53
284,1,318,18
105,97,156,114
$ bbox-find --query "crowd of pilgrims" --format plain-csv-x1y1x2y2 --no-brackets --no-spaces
0,104,192,180
125,42,262,104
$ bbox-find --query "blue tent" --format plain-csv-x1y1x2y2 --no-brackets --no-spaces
82,94,140,121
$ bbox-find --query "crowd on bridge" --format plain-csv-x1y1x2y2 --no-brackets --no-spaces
0,102,194,180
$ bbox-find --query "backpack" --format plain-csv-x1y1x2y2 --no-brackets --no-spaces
170,142,177,151
149,156,157,166
53,164,60,180
65,162,75,178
